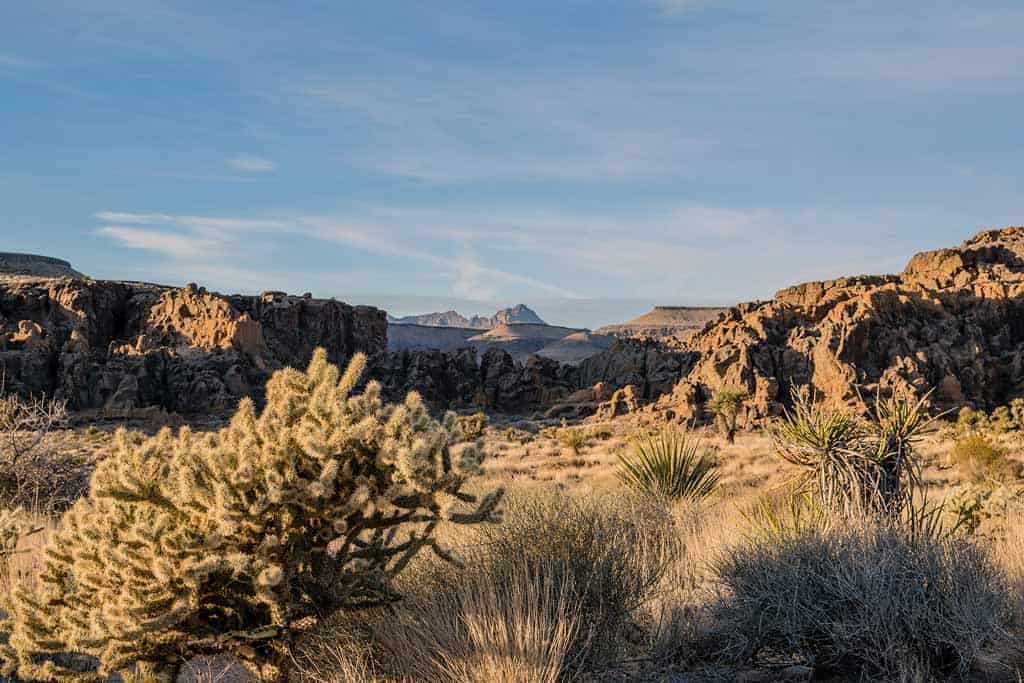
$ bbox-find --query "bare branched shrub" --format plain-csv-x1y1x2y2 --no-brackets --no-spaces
711,518,1011,679
0,391,75,512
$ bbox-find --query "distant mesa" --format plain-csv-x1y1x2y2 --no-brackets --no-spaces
595,305,728,339
389,304,546,329
0,252,85,279
385,304,613,363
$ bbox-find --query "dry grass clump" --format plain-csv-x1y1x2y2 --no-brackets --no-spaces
301,490,677,681
710,513,1011,680
556,423,588,455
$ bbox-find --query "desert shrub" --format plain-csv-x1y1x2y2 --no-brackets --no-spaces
773,386,936,517
946,482,1022,535
706,388,750,443
956,406,989,435
303,492,674,681
457,412,487,441
2,350,502,682
589,424,614,441
299,557,579,683
950,434,1021,482
0,392,75,512
469,493,674,675
556,422,587,454
617,429,719,502
711,519,1010,679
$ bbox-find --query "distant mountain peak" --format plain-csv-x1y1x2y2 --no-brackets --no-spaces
390,304,547,329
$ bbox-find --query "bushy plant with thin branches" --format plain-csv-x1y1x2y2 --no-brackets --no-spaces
617,429,719,502
712,517,1010,679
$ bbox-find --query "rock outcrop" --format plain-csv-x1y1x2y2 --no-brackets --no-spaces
663,227,1024,421
0,278,386,414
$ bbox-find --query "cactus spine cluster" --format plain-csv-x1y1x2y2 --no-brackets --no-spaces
1,349,502,681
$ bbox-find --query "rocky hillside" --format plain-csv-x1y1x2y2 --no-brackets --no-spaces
0,278,386,413
660,227,1024,422
596,306,727,339
389,303,546,329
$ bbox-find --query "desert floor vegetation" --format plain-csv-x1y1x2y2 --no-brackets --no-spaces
1,383,1024,681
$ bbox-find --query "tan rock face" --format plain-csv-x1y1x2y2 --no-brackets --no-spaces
664,226,1024,420
0,277,386,413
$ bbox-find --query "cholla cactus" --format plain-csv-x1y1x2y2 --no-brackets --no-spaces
2,350,502,682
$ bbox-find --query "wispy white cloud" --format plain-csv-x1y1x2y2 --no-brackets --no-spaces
226,155,276,173
97,226,223,259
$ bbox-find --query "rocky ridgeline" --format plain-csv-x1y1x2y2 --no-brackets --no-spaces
5,227,1023,420
656,226,1024,422
0,278,387,414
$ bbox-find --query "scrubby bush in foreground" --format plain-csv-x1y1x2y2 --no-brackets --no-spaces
310,492,677,681
712,519,1010,679
2,349,502,682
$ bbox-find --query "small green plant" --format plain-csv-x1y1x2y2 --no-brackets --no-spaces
950,435,1021,482
589,425,614,441
556,421,587,455
616,428,719,502
956,406,989,435
457,412,487,441
707,388,750,443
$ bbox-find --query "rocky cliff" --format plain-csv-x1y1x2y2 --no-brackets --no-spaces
661,227,1024,421
0,277,386,413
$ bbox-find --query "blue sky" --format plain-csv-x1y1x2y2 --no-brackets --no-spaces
2,1,1022,327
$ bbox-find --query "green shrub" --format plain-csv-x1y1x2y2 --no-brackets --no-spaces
712,520,1010,679
706,388,750,443
956,406,989,435
589,425,614,441
2,350,502,682
457,412,487,441
556,422,587,455
617,429,719,502
950,435,1021,482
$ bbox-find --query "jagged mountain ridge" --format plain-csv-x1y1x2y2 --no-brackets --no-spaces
388,303,546,329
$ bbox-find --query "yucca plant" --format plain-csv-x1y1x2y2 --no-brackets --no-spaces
617,429,719,502
868,387,944,514
773,386,939,518
706,388,751,443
